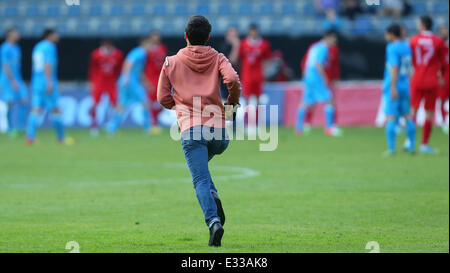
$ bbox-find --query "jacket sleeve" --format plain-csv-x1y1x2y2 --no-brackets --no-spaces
157,58,176,109
218,53,241,104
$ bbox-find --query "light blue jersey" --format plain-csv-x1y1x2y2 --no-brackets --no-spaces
0,41,27,103
32,40,58,87
383,40,412,116
0,42,22,81
304,41,328,82
383,40,412,95
31,40,59,109
302,41,331,106
123,46,147,82
118,46,148,106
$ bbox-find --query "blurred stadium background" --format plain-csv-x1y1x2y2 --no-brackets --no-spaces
0,0,448,129
1,0,448,37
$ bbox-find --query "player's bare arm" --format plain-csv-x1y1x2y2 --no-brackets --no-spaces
44,63,53,94
390,65,399,100
228,39,240,66
121,61,132,86
316,62,329,85
437,70,445,87
140,73,150,91
3,63,19,91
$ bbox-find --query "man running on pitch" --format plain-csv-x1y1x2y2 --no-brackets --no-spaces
157,15,241,247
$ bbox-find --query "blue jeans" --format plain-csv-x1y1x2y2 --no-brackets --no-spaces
181,126,229,226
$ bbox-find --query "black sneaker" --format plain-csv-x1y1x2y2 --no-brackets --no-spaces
208,222,224,247
211,191,225,226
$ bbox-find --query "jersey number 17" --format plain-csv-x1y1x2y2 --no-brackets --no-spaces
415,38,435,65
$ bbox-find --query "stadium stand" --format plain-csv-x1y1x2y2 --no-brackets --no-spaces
0,0,448,37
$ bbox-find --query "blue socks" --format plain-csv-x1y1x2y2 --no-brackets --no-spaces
6,106,12,133
142,107,150,131
296,104,335,132
324,104,335,129
386,120,397,153
107,110,123,134
26,111,65,141
406,119,416,152
296,107,306,131
386,118,416,153
17,103,27,132
7,103,27,133
51,113,65,141
26,112,39,140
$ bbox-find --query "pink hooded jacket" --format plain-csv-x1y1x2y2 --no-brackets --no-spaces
157,46,241,133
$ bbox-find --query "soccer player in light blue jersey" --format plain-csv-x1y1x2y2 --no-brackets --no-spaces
383,24,416,155
26,29,67,145
0,28,28,137
107,37,152,135
295,30,341,136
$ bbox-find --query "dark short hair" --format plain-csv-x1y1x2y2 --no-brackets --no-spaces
139,36,151,45
42,28,57,39
149,30,160,37
101,39,113,46
5,27,18,39
249,23,258,30
185,15,211,45
386,23,402,38
323,29,337,38
420,15,433,30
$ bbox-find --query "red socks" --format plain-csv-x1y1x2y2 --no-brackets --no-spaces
441,103,448,123
90,106,97,129
422,119,433,145
151,107,162,126
305,109,313,124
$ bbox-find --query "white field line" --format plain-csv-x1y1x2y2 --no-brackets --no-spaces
1,161,260,189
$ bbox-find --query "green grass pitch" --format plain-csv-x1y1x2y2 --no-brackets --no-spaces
0,127,448,253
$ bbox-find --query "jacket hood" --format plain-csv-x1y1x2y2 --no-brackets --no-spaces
177,46,218,73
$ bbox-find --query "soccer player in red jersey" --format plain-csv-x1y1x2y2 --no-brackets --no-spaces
88,40,123,136
238,24,271,127
437,25,449,134
409,16,446,153
300,40,340,133
144,31,168,134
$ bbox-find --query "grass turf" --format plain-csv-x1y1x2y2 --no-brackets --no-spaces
0,127,448,253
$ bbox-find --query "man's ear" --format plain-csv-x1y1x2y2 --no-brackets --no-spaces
184,32,188,40
207,34,210,42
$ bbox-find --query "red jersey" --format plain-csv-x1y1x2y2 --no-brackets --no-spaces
442,39,449,84
145,43,168,90
88,47,123,84
410,31,446,90
238,37,271,82
301,42,340,83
